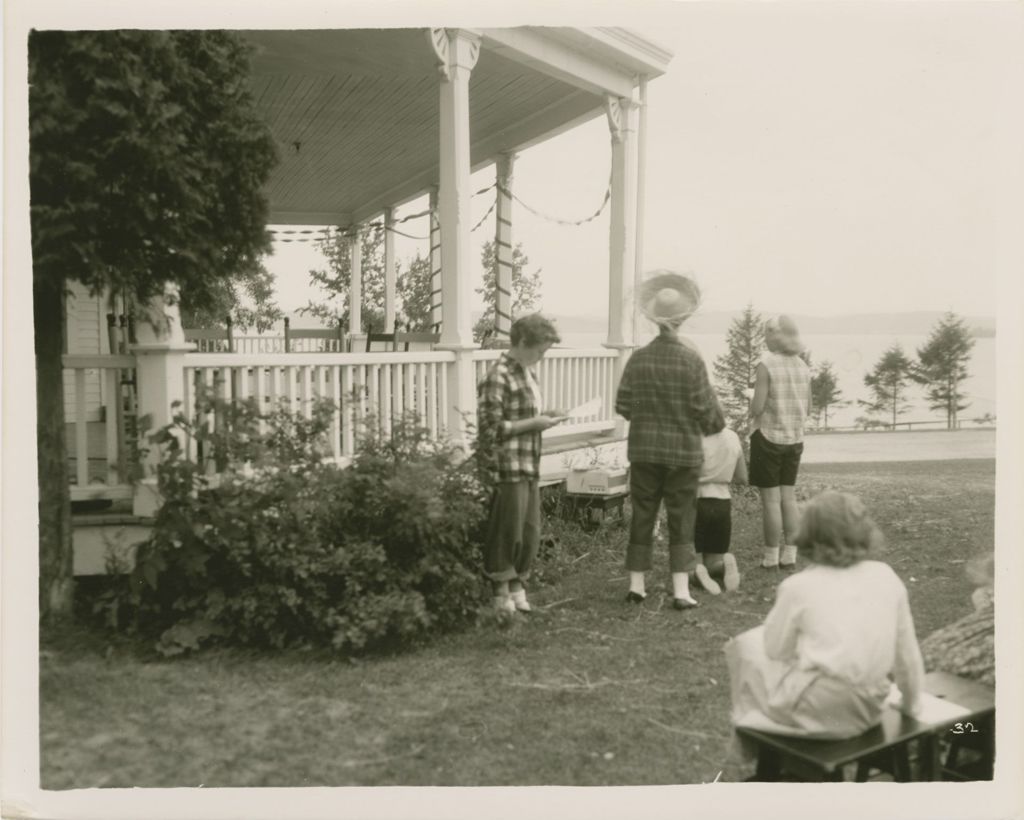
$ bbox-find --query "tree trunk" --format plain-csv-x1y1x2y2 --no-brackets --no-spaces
35,274,75,622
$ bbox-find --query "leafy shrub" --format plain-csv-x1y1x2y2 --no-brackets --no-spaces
116,391,490,654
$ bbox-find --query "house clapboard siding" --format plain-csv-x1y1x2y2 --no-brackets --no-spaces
63,281,105,421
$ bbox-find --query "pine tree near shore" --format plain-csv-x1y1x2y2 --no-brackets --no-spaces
810,361,845,430
862,344,914,428
712,304,765,436
914,312,975,430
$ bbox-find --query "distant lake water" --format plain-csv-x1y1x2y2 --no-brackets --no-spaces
558,331,996,428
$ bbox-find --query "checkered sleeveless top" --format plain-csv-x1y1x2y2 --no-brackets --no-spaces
758,352,810,445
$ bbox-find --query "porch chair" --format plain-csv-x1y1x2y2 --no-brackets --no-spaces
364,321,402,352
183,317,234,353
283,317,345,352
394,322,441,352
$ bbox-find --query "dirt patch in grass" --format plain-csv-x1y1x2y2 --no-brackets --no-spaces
40,459,995,787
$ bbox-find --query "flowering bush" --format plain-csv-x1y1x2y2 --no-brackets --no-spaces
114,392,490,655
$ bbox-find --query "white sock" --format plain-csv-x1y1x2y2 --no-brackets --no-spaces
780,545,798,565
671,572,696,602
761,547,780,567
629,571,646,597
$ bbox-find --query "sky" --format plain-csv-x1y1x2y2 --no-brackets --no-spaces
264,2,1023,321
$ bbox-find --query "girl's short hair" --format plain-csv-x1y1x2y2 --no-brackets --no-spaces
510,313,561,348
794,491,883,568
765,314,804,356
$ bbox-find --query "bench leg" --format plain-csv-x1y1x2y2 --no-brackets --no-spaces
892,744,912,782
753,750,782,782
919,734,941,781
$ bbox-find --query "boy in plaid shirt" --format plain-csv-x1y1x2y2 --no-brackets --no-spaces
615,272,724,609
477,314,566,614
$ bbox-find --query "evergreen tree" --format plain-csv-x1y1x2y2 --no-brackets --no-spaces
862,344,914,428
712,304,765,434
473,240,542,344
30,30,277,621
810,361,845,429
913,312,975,429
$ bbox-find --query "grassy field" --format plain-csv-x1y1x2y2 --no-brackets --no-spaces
40,459,995,788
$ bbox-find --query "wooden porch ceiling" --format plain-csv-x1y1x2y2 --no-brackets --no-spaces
240,28,671,226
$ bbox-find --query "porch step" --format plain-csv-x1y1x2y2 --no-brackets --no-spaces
71,511,152,576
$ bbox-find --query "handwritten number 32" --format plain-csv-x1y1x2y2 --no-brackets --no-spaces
950,722,979,735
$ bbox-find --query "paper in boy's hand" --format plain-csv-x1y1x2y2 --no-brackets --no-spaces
567,397,602,419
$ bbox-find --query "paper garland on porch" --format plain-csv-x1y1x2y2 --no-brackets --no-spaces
270,156,614,246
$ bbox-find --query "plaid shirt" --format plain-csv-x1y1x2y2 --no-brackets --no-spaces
758,352,811,445
615,333,723,467
477,352,543,483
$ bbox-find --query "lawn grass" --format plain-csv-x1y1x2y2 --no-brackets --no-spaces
40,459,995,788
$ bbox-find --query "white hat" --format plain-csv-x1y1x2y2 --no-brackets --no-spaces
638,271,701,327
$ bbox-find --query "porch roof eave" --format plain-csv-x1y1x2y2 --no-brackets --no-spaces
249,26,672,227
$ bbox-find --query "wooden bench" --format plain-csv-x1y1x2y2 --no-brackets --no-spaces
738,671,994,782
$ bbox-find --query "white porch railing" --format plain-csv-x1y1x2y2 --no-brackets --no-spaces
230,335,349,354
63,347,622,505
472,348,619,438
181,351,456,461
62,354,137,501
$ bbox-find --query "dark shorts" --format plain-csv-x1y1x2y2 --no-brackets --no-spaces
695,498,732,554
749,429,803,488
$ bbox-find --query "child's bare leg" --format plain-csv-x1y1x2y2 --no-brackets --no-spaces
760,487,783,546
779,486,800,566
759,486,783,567
702,553,726,577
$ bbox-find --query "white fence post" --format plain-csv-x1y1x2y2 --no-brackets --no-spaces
130,283,194,517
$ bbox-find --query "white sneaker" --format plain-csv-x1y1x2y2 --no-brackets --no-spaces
780,545,798,568
722,553,741,591
493,595,516,614
760,546,780,569
510,588,532,612
693,564,721,595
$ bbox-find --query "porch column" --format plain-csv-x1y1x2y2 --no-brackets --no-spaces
494,151,516,343
349,228,362,335
384,208,397,331
604,94,640,437
429,186,442,332
605,94,640,347
130,283,193,517
429,27,480,444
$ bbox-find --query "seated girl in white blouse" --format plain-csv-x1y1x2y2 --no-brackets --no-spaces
724,491,924,748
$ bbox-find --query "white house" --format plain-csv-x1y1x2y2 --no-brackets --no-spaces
63,27,672,571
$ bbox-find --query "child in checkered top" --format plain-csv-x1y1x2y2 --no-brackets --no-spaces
749,315,812,570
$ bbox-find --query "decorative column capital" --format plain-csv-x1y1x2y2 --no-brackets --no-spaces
605,95,639,144
496,151,518,185
427,28,481,81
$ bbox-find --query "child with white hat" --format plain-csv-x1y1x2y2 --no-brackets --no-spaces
614,271,725,609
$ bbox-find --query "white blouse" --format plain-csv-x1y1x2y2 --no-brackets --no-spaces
698,428,743,499
763,560,924,710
